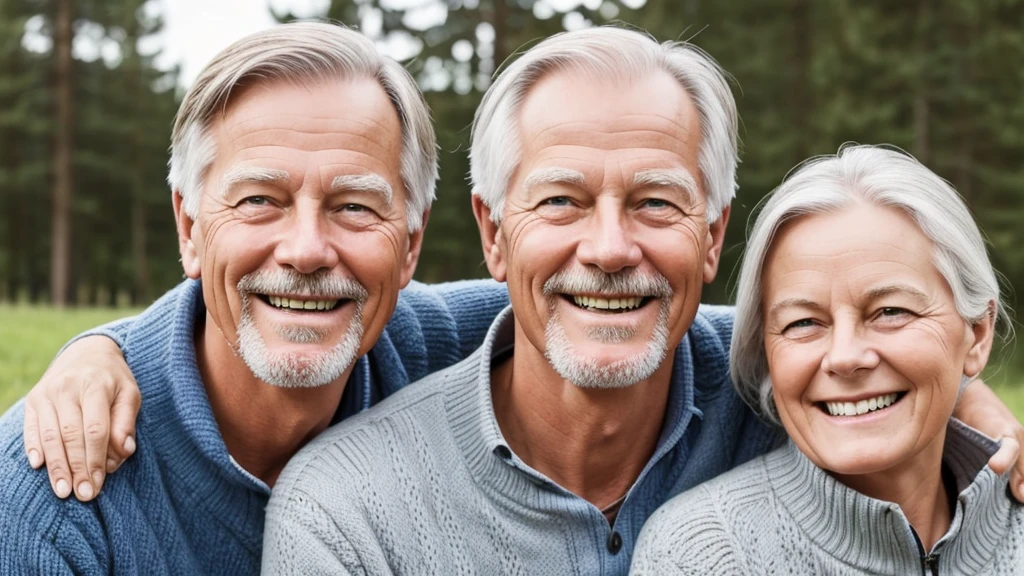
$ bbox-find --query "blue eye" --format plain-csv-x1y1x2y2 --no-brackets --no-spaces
880,307,908,316
783,318,815,332
243,196,269,206
341,204,368,212
644,198,669,209
541,196,572,207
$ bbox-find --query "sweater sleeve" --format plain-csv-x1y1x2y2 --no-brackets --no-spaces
53,316,134,359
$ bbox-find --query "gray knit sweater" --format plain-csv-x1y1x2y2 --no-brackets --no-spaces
631,420,1024,575
263,306,780,575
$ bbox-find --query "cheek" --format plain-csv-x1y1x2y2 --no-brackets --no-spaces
767,339,818,408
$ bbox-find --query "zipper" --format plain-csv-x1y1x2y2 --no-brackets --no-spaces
922,553,939,575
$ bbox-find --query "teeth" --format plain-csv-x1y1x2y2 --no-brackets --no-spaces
265,295,340,311
825,393,900,416
571,296,644,311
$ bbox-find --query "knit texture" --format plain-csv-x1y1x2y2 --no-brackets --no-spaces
262,305,782,576
0,278,509,575
631,420,1024,575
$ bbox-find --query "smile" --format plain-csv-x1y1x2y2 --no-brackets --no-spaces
258,295,341,312
566,294,651,312
820,392,905,417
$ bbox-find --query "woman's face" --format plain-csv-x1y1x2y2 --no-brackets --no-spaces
761,202,991,480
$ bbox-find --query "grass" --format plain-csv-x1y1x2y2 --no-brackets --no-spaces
0,305,139,413
1,305,1023,422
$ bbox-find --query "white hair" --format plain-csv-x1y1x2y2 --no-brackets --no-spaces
470,26,738,224
730,144,1009,424
168,22,437,231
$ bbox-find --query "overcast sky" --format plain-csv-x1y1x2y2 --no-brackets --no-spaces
17,0,645,89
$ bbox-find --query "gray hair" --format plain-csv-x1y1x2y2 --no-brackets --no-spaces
470,26,738,224
168,22,437,231
731,144,1008,424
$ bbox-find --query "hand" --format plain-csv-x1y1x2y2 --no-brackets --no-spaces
954,378,1024,501
22,335,141,502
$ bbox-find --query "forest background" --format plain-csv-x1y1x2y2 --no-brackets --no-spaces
1,0,1023,412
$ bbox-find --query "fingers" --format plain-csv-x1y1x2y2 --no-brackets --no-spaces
80,385,114,499
989,436,1019,475
23,396,44,469
1011,427,1024,503
106,384,140,472
36,400,72,499
54,384,96,502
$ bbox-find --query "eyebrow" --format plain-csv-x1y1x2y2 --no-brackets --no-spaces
767,297,821,320
220,167,291,197
330,174,393,207
522,167,586,195
863,284,931,305
633,168,699,205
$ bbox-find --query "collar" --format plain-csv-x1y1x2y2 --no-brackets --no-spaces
448,305,701,499
769,419,1015,573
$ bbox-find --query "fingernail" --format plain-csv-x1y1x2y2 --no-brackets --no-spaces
55,479,71,498
124,436,136,455
27,450,41,468
92,471,103,488
78,482,94,500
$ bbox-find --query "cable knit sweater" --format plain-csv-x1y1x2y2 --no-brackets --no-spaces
0,278,509,575
631,420,1024,575
262,306,781,576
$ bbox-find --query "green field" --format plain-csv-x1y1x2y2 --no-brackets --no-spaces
1,305,1023,421
0,305,139,413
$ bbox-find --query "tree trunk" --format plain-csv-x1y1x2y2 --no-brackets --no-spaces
912,0,931,164
50,0,74,306
790,0,813,161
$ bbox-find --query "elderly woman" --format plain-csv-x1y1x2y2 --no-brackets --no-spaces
631,145,1023,575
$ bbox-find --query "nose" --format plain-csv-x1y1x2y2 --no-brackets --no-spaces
273,203,340,274
575,198,643,273
821,320,880,378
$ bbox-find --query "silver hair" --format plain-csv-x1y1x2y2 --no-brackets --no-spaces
168,22,437,231
730,144,1008,424
470,26,738,224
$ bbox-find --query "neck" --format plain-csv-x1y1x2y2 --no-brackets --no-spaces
491,327,672,509
196,311,350,486
834,429,951,552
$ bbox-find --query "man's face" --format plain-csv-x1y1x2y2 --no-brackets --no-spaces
175,77,424,388
475,70,729,388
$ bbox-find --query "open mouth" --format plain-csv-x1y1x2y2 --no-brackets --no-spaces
562,294,653,313
256,294,344,312
819,392,906,417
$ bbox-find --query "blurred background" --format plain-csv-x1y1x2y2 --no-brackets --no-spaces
1,0,1023,412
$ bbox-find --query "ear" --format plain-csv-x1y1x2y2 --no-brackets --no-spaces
399,209,430,288
472,195,507,282
963,301,997,379
173,191,202,280
702,205,731,284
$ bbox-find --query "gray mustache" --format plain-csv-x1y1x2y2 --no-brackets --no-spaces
237,270,368,301
543,268,672,298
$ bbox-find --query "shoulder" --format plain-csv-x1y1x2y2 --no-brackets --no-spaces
633,454,773,575
0,403,108,572
274,354,474,500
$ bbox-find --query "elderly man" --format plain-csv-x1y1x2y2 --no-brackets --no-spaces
257,27,1021,574
0,22,511,574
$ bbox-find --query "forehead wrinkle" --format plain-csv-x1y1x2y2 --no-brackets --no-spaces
330,174,393,207
226,125,397,158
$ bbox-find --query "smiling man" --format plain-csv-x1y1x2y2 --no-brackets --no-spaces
260,27,780,575
0,23,512,575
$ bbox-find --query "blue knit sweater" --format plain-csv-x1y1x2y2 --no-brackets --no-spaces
0,279,509,575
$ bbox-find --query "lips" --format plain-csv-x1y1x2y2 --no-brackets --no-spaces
569,295,648,311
